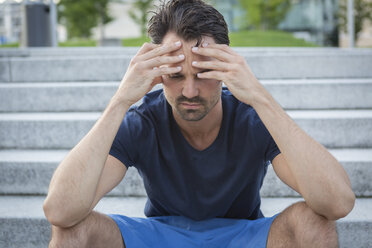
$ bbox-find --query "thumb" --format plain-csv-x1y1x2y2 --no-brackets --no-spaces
150,65,164,86
152,75,163,86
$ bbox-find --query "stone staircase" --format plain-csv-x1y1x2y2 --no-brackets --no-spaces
0,47,372,248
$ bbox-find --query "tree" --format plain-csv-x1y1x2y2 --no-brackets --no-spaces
239,0,292,30
58,0,113,39
338,0,372,41
128,0,154,37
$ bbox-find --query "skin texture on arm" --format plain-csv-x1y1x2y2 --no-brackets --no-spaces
191,43,355,220
43,97,130,228
43,41,185,228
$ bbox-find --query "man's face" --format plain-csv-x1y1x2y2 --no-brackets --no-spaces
161,32,222,122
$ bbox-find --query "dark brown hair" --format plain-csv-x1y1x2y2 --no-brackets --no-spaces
148,0,229,46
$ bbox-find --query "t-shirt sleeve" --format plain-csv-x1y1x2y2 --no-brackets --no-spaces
109,109,142,169
265,135,281,165
255,112,281,165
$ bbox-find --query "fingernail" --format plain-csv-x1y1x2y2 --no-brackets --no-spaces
153,67,158,70
177,66,182,71
197,73,202,77
192,47,198,52
175,41,181,46
178,54,185,59
192,61,197,65
202,42,208,47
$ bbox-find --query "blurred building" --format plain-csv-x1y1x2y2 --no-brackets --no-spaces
338,0,372,48
92,0,143,41
213,0,340,46
342,21,372,47
215,0,372,47
0,0,22,44
278,0,339,46
212,0,242,32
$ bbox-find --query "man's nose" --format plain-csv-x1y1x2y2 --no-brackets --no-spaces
182,77,199,99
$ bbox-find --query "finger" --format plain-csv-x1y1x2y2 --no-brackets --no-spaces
152,75,163,86
135,42,160,56
191,60,231,71
138,41,182,61
200,42,237,56
197,70,226,81
191,46,234,62
144,54,185,69
151,65,182,77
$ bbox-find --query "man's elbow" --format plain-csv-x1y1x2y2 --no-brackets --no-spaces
43,198,85,228
326,190,356,220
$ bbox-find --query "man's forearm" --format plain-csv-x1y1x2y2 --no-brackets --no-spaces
251,83,355,219
43,93,130,226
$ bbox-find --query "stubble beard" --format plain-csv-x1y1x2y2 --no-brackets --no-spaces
175,94,220,122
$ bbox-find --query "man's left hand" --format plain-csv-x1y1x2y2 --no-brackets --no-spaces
191,43,264,106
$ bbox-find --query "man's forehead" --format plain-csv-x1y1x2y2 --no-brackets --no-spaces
162,32,215,46
162,33,216,61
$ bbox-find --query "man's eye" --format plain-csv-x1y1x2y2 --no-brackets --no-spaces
169,75,183,79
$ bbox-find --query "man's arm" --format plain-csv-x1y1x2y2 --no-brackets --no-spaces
43,41,185,228
253,93,355,220
43,97,130,228
192,43,355,220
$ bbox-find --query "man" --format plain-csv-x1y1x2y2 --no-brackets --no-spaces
43,0,355,247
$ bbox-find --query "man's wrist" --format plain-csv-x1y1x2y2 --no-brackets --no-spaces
109,92,133,113
250,84,273,111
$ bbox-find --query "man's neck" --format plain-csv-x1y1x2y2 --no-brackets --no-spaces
173,98,223,151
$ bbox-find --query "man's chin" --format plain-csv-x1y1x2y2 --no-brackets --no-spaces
176,109,207,122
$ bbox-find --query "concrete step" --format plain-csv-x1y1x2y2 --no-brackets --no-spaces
0,47,139,58
1,50,372,82
0,196,370,248
0,149,146,197
1,110,371,149
0,149,371,197
1,79,372,112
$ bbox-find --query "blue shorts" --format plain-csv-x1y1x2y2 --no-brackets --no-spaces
108,214,279,248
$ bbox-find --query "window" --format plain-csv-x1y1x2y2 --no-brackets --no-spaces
12,17,20,26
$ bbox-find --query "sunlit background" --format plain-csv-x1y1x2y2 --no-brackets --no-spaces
1,0,371,48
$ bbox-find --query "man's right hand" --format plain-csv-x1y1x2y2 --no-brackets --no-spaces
116,41,185,106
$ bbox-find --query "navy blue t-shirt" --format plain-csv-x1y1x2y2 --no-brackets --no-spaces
109,88,281,221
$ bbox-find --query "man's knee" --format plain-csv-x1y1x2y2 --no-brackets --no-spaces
49,226,87,248
48,211,124,248
286,201,338,247
48,214,93,248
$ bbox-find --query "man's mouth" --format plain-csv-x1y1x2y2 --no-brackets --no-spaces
180,102,201,109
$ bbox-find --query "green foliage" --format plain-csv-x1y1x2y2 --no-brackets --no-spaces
338,0,372,41
59,39,97,47
122,36,151,46
58,0,113,39
229,30,317,47
239,0,292,30
119,31,316,47
0,42,19,48
128,0,154,37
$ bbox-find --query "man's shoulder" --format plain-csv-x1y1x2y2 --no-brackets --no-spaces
126,89,167,124
142,88,166,107
221,88,255,114
221,88,263,128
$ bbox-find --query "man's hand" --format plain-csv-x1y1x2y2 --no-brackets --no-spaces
191,43,263,106
116,41,185,106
